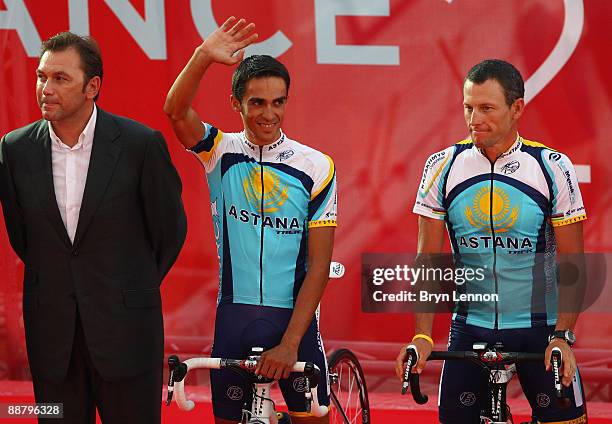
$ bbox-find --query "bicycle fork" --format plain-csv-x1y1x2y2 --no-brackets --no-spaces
481,365,516,424
243,383,276,424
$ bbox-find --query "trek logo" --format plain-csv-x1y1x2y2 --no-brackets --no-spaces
276,149,294,161
458,235,533,251
228,205,301,230
501,160,520,175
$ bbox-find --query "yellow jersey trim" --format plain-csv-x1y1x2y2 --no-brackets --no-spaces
311,155,335,200
551,214,587,227
196,129,224,163
308,219,337,228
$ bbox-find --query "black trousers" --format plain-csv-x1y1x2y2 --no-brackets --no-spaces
32,316,162,424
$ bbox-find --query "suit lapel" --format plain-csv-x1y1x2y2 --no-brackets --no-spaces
27,121,73,248
73,109,121,248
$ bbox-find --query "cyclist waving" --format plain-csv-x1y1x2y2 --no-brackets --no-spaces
164,17,336,424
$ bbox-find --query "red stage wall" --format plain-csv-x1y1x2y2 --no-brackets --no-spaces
1,1,611,368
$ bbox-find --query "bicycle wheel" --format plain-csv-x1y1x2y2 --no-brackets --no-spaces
327,348,371,424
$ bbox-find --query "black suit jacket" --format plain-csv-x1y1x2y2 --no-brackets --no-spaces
0,108,187,383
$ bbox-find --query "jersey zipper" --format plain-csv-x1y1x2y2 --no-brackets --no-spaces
259,146,265,306
489,160,499,329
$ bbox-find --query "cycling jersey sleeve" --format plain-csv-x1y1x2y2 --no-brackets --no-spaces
413,146,454,220
188,122,225,173
543,151,587,227
308,154,337,228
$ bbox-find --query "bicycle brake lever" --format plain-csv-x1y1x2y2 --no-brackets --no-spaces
401,346,417,395
551,347,563,398
166,355,180,406
550,347,571,408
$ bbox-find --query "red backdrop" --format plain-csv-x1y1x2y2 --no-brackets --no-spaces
1,0,611,373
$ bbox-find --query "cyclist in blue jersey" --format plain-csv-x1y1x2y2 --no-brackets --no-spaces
395,60,587,423
164,17,336,423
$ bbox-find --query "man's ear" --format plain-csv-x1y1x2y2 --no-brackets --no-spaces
230,94,241,113
512,98,525,120
85,76,101,100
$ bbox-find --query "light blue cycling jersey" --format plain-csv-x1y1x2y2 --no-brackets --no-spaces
189,124,337,309
414,136,586,329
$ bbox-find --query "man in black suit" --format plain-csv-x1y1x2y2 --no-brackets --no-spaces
0,32,186,423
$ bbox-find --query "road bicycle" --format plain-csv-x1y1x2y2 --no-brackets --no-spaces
167,348,327,423
166,262,371,423
401,342,567,424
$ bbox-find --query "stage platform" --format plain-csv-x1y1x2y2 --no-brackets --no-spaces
0,380,611,423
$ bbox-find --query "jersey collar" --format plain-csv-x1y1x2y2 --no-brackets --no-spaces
475,134,522,161
498,135,522,159
241,130,286,153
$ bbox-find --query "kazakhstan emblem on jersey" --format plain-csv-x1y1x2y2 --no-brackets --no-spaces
465,186,518,233
243,167,289,213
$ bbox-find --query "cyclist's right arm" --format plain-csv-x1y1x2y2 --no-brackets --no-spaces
163,16,257,148
395,215,446,379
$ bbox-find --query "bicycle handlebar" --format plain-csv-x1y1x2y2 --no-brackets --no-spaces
401,344,565,406
166,355,329,417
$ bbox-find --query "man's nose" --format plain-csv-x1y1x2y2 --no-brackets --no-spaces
262,104,275,120
469,110,482,126
41,80,53,96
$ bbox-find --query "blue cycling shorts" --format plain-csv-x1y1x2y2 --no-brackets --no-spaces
439,321,586,423
210,303,330,421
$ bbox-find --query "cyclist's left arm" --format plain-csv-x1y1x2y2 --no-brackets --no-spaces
545,221,585,386
542,150,586,386
256,226,335,380
258,154,337,380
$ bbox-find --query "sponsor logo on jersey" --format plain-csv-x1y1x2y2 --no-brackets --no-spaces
458,235,533,250
464,186,519,233
266,134,286,151
419,151,450,197
549,152,562,162
554,160,576,205
501,160,520,175
228,204,301,231
499,139,522,158
276,149,294,161
243,167,288,213
211,198,222,263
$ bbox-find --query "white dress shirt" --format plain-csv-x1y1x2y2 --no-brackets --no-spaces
49,105,97,243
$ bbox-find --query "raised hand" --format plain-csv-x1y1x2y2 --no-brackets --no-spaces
200,16,258,65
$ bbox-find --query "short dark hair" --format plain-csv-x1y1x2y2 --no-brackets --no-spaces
232,55,290,102
40,32,103,101
465,59,524,106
